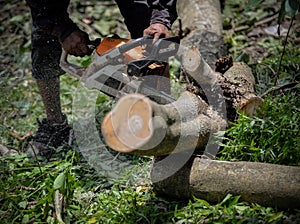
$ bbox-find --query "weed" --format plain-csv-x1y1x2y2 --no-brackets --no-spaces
218,91,300,165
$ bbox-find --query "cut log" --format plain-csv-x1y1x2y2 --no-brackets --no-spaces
181,47,264,120
151,157,300,209
101,91,227,156
101,59,263,156
221,62,264,116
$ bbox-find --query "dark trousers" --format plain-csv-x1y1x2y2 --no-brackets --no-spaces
114,0,151,38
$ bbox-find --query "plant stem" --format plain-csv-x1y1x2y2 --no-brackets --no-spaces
275,16,295,86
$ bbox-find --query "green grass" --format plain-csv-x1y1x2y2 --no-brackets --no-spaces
1,152,297,223
217,91,300,165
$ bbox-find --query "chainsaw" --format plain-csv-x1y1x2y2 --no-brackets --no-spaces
60,35,180,104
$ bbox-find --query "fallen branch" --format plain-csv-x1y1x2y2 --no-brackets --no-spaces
54,190,65,224
102,91,226,156
261,82,299,97
152,157,300,209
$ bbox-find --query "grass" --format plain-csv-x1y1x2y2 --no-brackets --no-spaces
1,151,297,223
217,91,300,165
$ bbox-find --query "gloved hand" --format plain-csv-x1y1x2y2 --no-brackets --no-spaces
143,23,170,43
61,30,93,57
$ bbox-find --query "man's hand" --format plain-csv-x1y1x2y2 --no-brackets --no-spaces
143,23,170,43
62,30,93,57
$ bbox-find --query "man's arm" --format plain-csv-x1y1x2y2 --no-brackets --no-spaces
149,0,178,30
144,0,178,41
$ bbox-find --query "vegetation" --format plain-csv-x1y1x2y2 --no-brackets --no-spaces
0,0,299,223
218,93,300,165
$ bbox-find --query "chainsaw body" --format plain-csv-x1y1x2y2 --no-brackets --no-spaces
60,36,180,104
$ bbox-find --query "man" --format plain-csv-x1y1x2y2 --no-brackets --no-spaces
25,0,177,157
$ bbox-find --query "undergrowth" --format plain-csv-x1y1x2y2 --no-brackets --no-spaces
218,91,300,165
1,152,298,223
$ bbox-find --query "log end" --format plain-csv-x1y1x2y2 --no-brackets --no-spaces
239,96,264,117
182,47,201,73
101,94,154,153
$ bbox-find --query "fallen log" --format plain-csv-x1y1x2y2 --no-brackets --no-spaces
151,157,300,209
101,91,226,156
182,47,264,120
101,59,263,155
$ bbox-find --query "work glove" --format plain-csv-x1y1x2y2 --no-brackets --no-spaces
143,23,170,43
62,30,93,57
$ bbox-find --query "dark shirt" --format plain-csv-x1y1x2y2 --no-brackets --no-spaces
26,0,177,43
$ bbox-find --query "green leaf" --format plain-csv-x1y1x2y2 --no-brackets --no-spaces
234,205,249,214
246,0,264,11
269,211,284,222
10,15,24,23
21,214,30,224
285,0,300,16
18,201,27,209
230,195,241,206
220,194,233,205
54,172,66,190
193,197,211,208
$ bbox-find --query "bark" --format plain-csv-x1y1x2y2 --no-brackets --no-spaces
221,61,264,117
152,157,300,209
182,47,264,120
177,0,226,68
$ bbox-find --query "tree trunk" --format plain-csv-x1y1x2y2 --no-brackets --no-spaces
177,0,226,68
152,157,300,209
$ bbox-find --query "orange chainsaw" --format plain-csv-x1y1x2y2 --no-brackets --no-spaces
60,36,180,104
